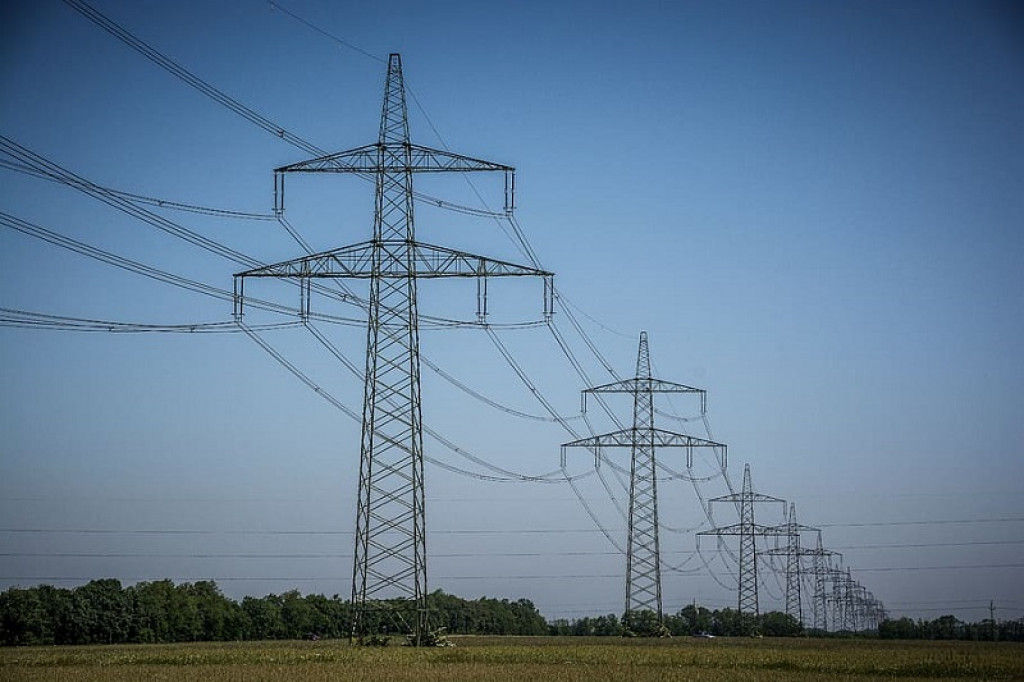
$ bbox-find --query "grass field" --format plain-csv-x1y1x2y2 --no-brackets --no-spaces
1,636,1021,681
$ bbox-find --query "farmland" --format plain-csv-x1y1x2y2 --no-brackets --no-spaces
2,636,1021,681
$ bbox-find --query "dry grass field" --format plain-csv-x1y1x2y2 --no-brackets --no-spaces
1,636,1021,681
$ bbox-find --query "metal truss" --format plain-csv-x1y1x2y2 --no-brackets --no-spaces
562,332,723,627
760,503,821,625
234,54,551,645
697,464,785,619
803,534,840,632
236,240,548,280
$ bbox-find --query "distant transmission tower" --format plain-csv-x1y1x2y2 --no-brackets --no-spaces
234,54,552,644
807,534,840,632
697,463,785,620
761,502,820,625
830,566,857,632
561,331,724,630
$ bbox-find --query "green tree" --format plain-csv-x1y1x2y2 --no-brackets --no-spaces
241,595,285,640
622,609,669,637
0,587,46,645
758,611,803,637
280,590,316,639
879,617,919,639
186,581,236,641
676,603,712,635
76,579,131,644
129,580,174,643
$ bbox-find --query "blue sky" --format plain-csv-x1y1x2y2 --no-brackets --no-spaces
1,0,1022,624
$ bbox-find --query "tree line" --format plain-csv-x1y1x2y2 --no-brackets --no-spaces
878,615,1023,642
550,604,802,638
0,580,547,646
3,580,1020,645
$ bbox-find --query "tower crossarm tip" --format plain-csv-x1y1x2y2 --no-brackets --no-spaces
409,242,551,278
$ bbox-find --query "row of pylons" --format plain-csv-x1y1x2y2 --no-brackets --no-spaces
236,54,883,643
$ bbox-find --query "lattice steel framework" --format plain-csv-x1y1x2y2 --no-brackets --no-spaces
761,502,821,624
806,534,840,632
827,566,858,632
234,54,552,645
561,332,723,627
697,463,785,619
841,568,857,631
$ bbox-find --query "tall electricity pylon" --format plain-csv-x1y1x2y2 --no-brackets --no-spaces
234,54,552,645
561,332,724,629
697,463,785,620
761,502,820,624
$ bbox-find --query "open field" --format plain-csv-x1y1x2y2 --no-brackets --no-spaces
2,636,1022,681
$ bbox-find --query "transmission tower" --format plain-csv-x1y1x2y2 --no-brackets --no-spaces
829,566,857,632
561,331,724,629
761,502,820,625
234,54,552,644
806,534,840,632
697,463,785,620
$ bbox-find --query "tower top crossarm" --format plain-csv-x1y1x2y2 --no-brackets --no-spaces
274,143,514,175
707,464,786,507
763,501,820,536
584,377,707,396
561,428,725,469
234,52,552,323
272,53,516,216
696,522,791,538
582,331,707,413
234,240,552,280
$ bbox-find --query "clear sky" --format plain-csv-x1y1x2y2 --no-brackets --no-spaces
1,0,1022,625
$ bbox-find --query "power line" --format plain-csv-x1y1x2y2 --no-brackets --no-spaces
855,563,1024,573
0,307,301,334
61,0,504,218
4,564,1020,582
28,2,738,583
61,0,323,156
241,321,575,484
889,599,1024,606
0,574,625,583
5,525,1017,538
0,527,615,536
13,5,968,623
2,138,539,331
266,0,384,63
2,153,607,492
0,136,260,267
0,211,363,323
831,540,1024,550
818,517,1024,528
0,550,631,559
0,159,275,221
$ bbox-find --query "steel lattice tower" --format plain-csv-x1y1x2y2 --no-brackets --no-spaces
783,504,803,622
807,534,840,632
234,54,552,644
561,332,724,629
697,463,785,620
761,502,821,625
828,566,857,632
